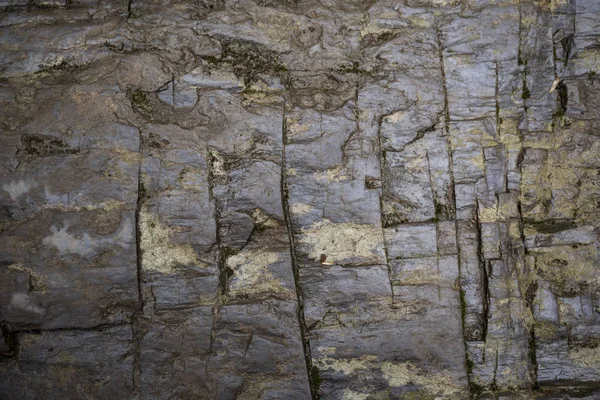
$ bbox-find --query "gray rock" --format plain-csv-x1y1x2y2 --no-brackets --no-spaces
1,0,599,398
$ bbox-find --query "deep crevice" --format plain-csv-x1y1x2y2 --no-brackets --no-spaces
280,109,319,400
132,125,146,398
9,321,129,334
435,24,457,220
0,321,18,358
474,203,490,343
376,112,398,304
206,147,230,358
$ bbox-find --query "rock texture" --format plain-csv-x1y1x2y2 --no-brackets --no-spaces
1,0,600,399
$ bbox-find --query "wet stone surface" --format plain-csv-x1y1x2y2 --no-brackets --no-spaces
1,0,600,399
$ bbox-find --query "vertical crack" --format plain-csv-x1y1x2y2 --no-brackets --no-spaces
377,113,396,305
131,319,143,398
517,0,539,389
436,21,474,396
474,202,490,343
526,278,539,389
436,25,456,219
551,32,569,125
455,222,473,394
491,342,499,393
206,148,230,358
135,127,145,310
495,61,509,194
132,125,145,398
0,321,18,358
280,110,318,400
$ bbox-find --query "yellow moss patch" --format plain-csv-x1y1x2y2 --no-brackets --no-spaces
286,119,310,138
241,90,283,107
573,48,600,73
251,208,280,230
342,389,370,400
208,149,227,179
7,264,48,293
408,15,432,28
499,118,522,149
381,362,463,398
385,110,405,124
569,346,600,368
315,354,378,375
397,269,441,286
533,245,599,289
412,0,462,6
549,0,570,11
139,209,204,273
289,203,312,215
111,148,140,165
360,23,393,38
314,165,349,182
509,221,521,240
478,206,498,223
299,219,385,265
535,321,558,341
227,249,292,299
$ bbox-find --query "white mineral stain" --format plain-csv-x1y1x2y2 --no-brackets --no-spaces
3,180,30,201
42,218,133,258
10,293,44,315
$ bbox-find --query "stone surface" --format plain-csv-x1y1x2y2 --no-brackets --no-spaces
1,0,600,399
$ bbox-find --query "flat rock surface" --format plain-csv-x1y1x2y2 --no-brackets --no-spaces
1,0,599,399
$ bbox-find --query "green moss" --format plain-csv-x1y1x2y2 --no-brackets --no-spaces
466,355,474,374
552,108,565,119
401,392,436,400
209,37,288,84
528,333,537,368
35,60,78,76
521,58,530,101
459,288,467,330
218,246,238,296
130,89,152,113
338,61,375,76
178,167,190,181
202,55,221,64
521,84,531,100
468,382,486,397
310,365,322,395
525,219,576,234
361,31,397,48
433,200,450,221
138,182,147,200
21,134,78,157
0,324,17,356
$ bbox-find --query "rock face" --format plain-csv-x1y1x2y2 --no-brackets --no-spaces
0,0,599,399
